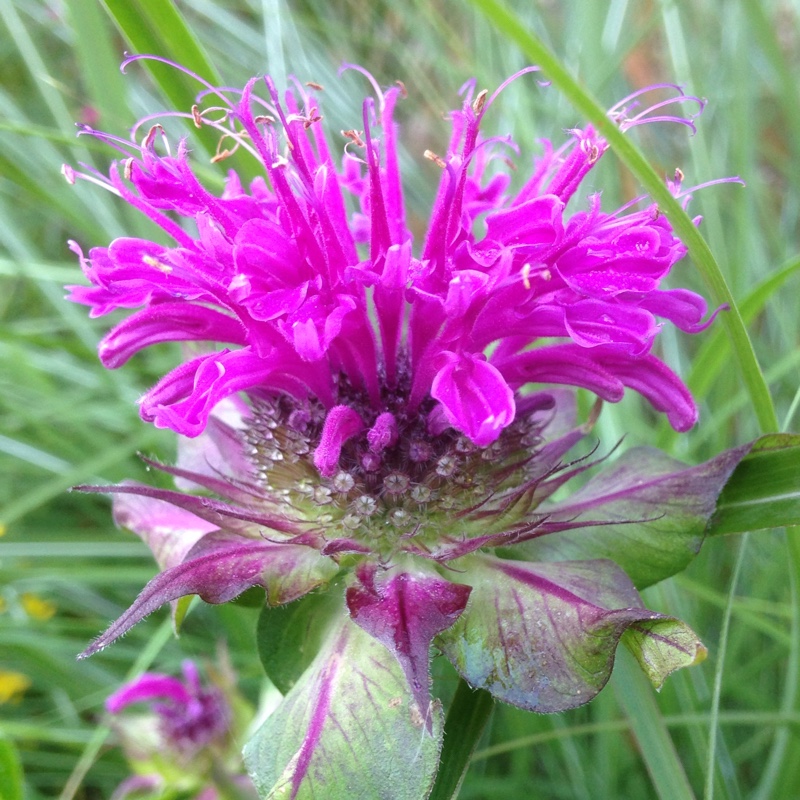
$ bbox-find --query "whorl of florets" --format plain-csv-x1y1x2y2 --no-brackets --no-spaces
242,367,578,560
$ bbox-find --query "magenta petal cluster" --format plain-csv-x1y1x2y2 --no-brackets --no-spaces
67,60,715,461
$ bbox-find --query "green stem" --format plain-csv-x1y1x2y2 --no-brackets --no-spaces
428,679,494,800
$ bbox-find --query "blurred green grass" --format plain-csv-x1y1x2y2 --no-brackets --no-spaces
0,1,798,798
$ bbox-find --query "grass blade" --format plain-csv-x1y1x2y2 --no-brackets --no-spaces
614,649,696,800
658,256,800,450
709,437,800,536
704,535,747,800
0,737,24,800
65,0,129,131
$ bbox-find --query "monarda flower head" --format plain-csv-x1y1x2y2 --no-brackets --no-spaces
107,661,231,758
69,59,743,799
105,659,256,799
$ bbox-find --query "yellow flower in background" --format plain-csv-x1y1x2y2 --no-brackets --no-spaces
21,593,57,621
0,671,31,705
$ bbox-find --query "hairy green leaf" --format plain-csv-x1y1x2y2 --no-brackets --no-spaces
256,589,339,695
244,618,443,800
516,445,749,588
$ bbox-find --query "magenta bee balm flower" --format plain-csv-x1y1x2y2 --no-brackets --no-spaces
70,60,743,799
66,62,716,441
107,660,230,758
105,660,256,799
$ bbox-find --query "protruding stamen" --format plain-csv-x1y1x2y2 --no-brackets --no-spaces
424,150,446,169
367,412,398,453
142,124,165,150
521,263,531,290
472,89,488,115
342,129,365,147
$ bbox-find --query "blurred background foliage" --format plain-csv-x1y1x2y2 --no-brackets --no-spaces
1,0,799,797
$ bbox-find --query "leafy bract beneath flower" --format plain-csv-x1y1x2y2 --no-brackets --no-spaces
76,391,747,707
74,376,752,799
244,617,444,800
436,556,706,712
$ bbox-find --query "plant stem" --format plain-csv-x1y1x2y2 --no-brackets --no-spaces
428,679,494,800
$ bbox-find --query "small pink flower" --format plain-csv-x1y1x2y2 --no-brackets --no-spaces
106,660,230,757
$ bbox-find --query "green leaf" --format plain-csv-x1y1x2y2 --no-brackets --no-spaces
0,737,24,800
243,618,443,800
708,434,800,535
515,444,749,588
256,588,340,695
99,0,222,86
687,257,800,403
